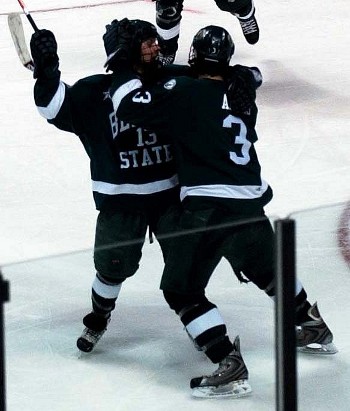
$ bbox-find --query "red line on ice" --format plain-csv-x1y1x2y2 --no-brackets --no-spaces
337,201,350,268
2,0,203,15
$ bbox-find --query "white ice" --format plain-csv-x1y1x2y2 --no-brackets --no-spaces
0,1,350,410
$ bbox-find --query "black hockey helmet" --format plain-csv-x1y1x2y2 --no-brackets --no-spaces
122,19,159,62
127,19,161,69
127,19,159,44
188,25,235,73
104,18,159,70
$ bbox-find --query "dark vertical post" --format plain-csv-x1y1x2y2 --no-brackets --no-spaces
274,219,297,411
0,269,10,411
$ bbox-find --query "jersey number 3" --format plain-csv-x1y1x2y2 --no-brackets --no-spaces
223,114,251,165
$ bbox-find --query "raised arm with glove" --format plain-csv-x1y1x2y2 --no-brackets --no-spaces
30,29,60,80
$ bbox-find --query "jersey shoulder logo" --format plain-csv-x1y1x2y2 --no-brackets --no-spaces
164,79,176,90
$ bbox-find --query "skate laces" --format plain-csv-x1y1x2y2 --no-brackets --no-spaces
213,351,245,380
296,304,333,346
215,358,232,376
239,19,258,35
82,327,105,344
158,53,175,65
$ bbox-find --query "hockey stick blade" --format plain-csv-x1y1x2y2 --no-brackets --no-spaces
8,13,34,71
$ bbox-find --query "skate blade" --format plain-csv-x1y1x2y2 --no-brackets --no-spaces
76,349,92,359
192,379,252,399
298,341,338,355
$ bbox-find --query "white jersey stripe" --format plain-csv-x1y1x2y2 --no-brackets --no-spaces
186,308,225,339
270,278,303,302
180,179,269,201
156,23,181,40
112,78,142,112
92,174,179,195
92,277,122,299
37,81,66,120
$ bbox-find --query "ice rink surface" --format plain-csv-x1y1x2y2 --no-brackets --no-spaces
0,0,350,410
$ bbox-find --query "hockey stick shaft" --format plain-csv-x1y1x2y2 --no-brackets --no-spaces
17,0,39,32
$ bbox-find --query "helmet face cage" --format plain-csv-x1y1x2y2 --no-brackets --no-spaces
188,25,235,67
128,20,161,65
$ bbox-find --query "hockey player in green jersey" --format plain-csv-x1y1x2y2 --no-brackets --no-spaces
29,24,182,353
105,19,338,398
154,0,259,65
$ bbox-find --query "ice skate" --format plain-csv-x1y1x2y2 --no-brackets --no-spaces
158,37,178,65
158,52,175,65
190,336,252,399
76,312,111,353
234,3,259,45
297,302,338,355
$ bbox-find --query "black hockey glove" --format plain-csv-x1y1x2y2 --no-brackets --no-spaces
227,76,256,115
103,18,138,72
227,65,262,115
30,29,59,80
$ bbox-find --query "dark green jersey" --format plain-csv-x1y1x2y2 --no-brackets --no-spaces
111,68,272,214
33,74,179,212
